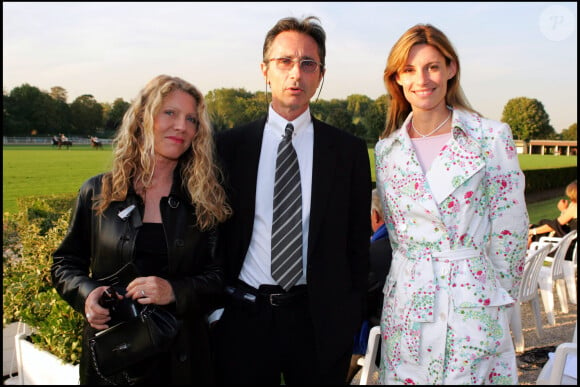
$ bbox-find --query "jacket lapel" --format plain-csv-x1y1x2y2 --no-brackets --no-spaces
307,117,336,257
426,117,485,205
381,112,486,217
239,119,267,242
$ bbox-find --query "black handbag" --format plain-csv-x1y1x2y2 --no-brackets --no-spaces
89,303,181,379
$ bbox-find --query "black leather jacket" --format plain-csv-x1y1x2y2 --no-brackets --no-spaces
51,167,222,383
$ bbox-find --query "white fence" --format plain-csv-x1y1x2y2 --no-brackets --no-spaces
3,137,112,145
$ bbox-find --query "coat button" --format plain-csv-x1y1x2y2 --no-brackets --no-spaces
175,239,184,247
400,223,407,232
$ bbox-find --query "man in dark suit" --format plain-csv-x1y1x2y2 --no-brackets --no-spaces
212,15,371,384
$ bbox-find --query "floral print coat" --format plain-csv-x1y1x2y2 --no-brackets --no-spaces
374,108,528,384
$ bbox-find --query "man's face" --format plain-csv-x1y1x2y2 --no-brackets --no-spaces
261,30,324,120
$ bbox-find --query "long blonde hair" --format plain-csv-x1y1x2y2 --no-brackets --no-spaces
381,24,479,139
96,74,232,230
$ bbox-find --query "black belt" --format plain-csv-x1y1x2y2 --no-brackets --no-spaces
226,282,307,307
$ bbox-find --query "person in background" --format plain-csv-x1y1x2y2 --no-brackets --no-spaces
349,188,392,382
367,188,392,326
212,15,371,385
528,179,577,250
51,74,231,384
374,24,528,384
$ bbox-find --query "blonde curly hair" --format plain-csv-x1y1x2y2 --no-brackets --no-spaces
96,74,231,230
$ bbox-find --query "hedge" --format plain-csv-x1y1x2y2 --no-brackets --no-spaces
523,166,577,194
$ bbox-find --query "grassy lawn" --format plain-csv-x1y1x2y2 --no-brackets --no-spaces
515,154,579,170
527,199,562,225
3,145,113,215
2,145,577,218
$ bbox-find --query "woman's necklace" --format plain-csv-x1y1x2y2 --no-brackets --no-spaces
411,111,452,138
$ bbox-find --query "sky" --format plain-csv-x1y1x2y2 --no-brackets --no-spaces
3,2,577,132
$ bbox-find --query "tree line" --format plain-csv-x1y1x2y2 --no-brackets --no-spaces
3,83,577,143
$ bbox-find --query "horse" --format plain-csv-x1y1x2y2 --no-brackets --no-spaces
52,138,72,149
90,136,103,149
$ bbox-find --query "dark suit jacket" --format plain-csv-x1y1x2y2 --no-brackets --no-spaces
215,115,371,372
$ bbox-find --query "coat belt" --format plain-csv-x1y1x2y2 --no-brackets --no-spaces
432,247,479,261
394,247,480,365
392,247,480,324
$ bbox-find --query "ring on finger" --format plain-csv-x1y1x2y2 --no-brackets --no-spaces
141,290,146,297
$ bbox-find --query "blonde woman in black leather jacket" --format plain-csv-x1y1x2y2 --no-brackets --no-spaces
52,75,231,385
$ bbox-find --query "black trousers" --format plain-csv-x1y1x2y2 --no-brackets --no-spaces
211,281,350,385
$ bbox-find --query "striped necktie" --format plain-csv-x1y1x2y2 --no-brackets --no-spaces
271,123,303,291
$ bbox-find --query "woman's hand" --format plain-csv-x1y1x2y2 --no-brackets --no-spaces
557,198,569,212
126,276,175,306
85,285,115,330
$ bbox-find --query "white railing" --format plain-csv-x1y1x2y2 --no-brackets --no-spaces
3,137,112,145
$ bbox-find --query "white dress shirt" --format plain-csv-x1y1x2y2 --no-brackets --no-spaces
239,105,313,288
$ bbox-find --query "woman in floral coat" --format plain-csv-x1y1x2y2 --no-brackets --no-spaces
374,24,529,384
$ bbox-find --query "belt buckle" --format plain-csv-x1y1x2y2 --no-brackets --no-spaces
269,293,284,307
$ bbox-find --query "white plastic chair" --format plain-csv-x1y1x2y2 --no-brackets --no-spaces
538,234,577,305
563,238,578,305
536,321,577,385
537,230,577,325
510,244,552,353
565,240,577,304
356,325,381,385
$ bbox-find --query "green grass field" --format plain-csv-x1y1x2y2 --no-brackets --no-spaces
3,145,113,215
3,145,577,219
526,199,562,225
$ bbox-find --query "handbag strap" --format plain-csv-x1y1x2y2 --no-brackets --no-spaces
89,338,133,385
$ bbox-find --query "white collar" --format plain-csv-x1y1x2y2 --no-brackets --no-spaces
267,105,311,139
